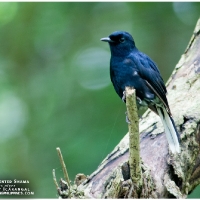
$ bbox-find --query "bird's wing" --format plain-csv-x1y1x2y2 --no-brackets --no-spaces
134,52,171,115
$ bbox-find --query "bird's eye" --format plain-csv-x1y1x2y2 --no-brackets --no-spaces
119,37,125,43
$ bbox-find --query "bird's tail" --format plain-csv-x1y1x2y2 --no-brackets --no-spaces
157,107,180,153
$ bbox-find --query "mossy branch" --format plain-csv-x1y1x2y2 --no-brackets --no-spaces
125,87,142,186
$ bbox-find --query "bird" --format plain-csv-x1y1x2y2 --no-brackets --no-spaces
101,31,180,154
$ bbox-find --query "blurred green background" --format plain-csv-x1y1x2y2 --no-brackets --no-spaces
0,2,199,198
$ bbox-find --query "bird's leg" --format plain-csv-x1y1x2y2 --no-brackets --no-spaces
136,96,142,105
123,91,130,123
125,111,130,124
122,91,126,102
136,97,143,120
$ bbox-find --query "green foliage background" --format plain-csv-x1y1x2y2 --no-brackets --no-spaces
0,2,199,198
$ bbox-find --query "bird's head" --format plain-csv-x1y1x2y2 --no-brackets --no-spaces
101,31,136,56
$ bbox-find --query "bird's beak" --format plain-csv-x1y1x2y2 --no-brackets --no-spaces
100,37,113,43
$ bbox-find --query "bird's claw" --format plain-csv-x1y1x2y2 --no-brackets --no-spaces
125,111,130,124
122,91,126,102
136,96,142,104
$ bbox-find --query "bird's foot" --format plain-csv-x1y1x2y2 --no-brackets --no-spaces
136,97,142,104
122,91,126,102
125,111,130,124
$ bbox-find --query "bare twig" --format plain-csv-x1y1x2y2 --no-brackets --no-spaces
125,87,142,186
52,169,59,189
56,147,71,190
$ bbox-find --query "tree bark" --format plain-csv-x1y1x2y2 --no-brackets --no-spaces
55,18,200,198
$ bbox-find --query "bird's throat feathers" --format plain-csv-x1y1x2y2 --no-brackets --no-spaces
109,44,138,57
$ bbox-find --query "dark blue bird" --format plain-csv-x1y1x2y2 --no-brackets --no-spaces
101,31,180,154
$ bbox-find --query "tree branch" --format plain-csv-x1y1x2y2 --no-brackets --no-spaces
125,87,142,185
54,18,200,198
